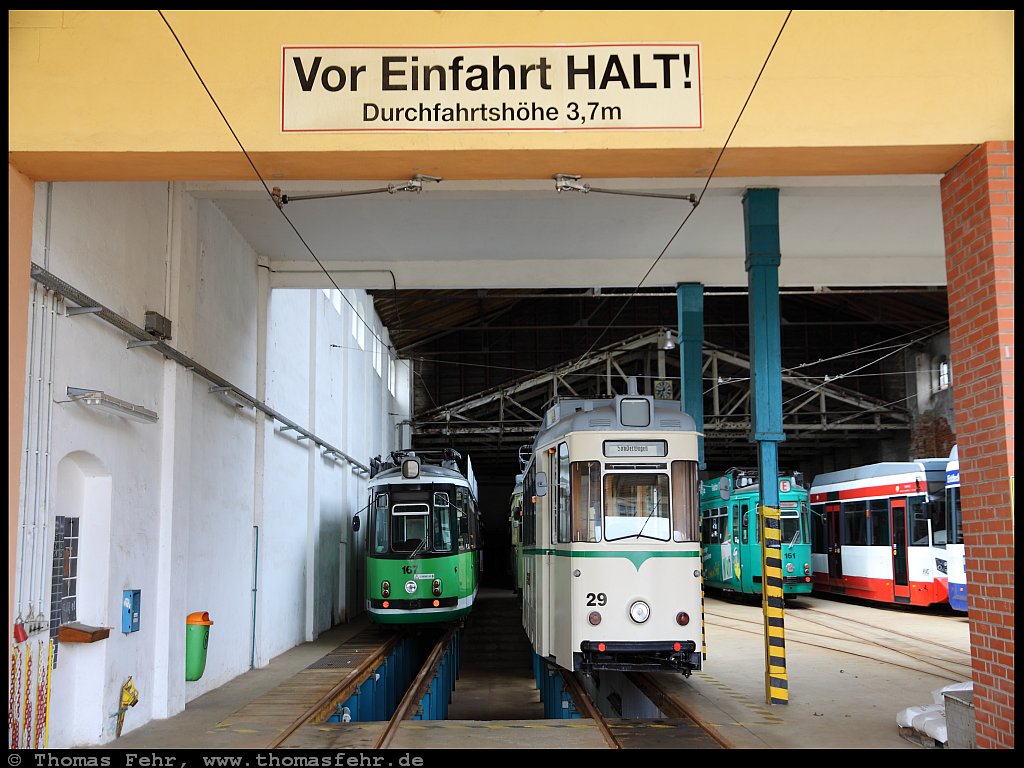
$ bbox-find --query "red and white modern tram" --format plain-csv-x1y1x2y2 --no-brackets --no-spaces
809,460,949,607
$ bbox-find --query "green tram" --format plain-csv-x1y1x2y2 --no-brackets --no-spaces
356,448,483,625
699,468,813,599
509,473,525,597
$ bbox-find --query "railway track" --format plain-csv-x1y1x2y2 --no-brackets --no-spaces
704,593,973,683
263,620,723,750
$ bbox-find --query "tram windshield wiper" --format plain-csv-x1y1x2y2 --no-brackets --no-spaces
636,489,660,540
636,509,657,539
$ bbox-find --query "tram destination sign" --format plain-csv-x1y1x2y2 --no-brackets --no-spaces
282,43,702,133
603,440,668,458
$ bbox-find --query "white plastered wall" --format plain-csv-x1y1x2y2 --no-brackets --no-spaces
18,181,407,747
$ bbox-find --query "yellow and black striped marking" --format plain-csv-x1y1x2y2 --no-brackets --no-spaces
760,504,789,705
700,581,708,662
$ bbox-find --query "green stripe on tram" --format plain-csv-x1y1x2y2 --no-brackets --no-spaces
522,547,700,571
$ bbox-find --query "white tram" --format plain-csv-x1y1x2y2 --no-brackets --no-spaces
944,445,968,613
519,379,704,676
809,460,949,607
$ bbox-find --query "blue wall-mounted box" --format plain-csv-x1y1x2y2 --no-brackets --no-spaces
122,589,141,633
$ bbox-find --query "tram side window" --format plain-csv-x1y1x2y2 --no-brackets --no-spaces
946,486,964,545
557,443,572,543
741,504,761,544
456,488,471,550
432,491,454,553
843,501,868,545
703,505,727,545
670,460,699,542
700,507,713,544
523,464,536,546
867,499,889,546
570,460,601,542
732,503,740,544
910,497,944,546
810,504,827,553
372,493,388,554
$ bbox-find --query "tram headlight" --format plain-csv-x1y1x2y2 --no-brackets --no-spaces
432,578,442,596
629,600,651,624
381,580,391,597
785,562,795,574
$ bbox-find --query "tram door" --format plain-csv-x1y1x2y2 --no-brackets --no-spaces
890,499,910,601
825,502,843,583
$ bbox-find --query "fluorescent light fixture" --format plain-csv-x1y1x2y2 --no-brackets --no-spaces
209,385,252,409
67,387,158,424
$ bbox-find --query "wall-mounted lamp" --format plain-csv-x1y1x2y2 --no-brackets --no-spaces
67,387,159,424
658,330,677,351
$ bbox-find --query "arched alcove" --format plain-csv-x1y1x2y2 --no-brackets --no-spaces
48,451,113,746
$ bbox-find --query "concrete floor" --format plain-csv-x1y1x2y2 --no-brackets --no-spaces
109,588,972,751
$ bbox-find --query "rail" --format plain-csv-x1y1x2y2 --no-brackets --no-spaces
375,625,459,748
266,631,406,748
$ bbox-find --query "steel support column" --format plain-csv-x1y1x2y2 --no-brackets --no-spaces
742,188,789,706
677,283,705,469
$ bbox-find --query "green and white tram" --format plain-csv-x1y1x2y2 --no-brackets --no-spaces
356,448,483,625
509,473,525,597
699,468,813,599
519,379,704,676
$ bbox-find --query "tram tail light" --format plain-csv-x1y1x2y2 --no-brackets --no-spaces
432,578,442,596
676,612,690,626
673,642,682,652
382,600,390,608
588,611,602,626
381,580,391,597
432,599,440,607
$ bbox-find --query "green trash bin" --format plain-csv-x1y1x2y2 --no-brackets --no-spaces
185,611,214,681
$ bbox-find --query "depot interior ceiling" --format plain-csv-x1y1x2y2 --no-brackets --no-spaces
369,285,950,481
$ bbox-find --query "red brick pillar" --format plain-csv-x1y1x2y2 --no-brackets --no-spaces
941,141,1014,750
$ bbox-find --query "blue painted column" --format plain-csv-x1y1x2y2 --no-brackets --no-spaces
742,188,789,706
677,283,705,469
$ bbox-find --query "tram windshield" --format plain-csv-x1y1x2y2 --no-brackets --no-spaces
370,486,459,554
603,473,670,541
780,501,804,545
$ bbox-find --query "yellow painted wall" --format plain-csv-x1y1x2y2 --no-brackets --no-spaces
8,10,1014,181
